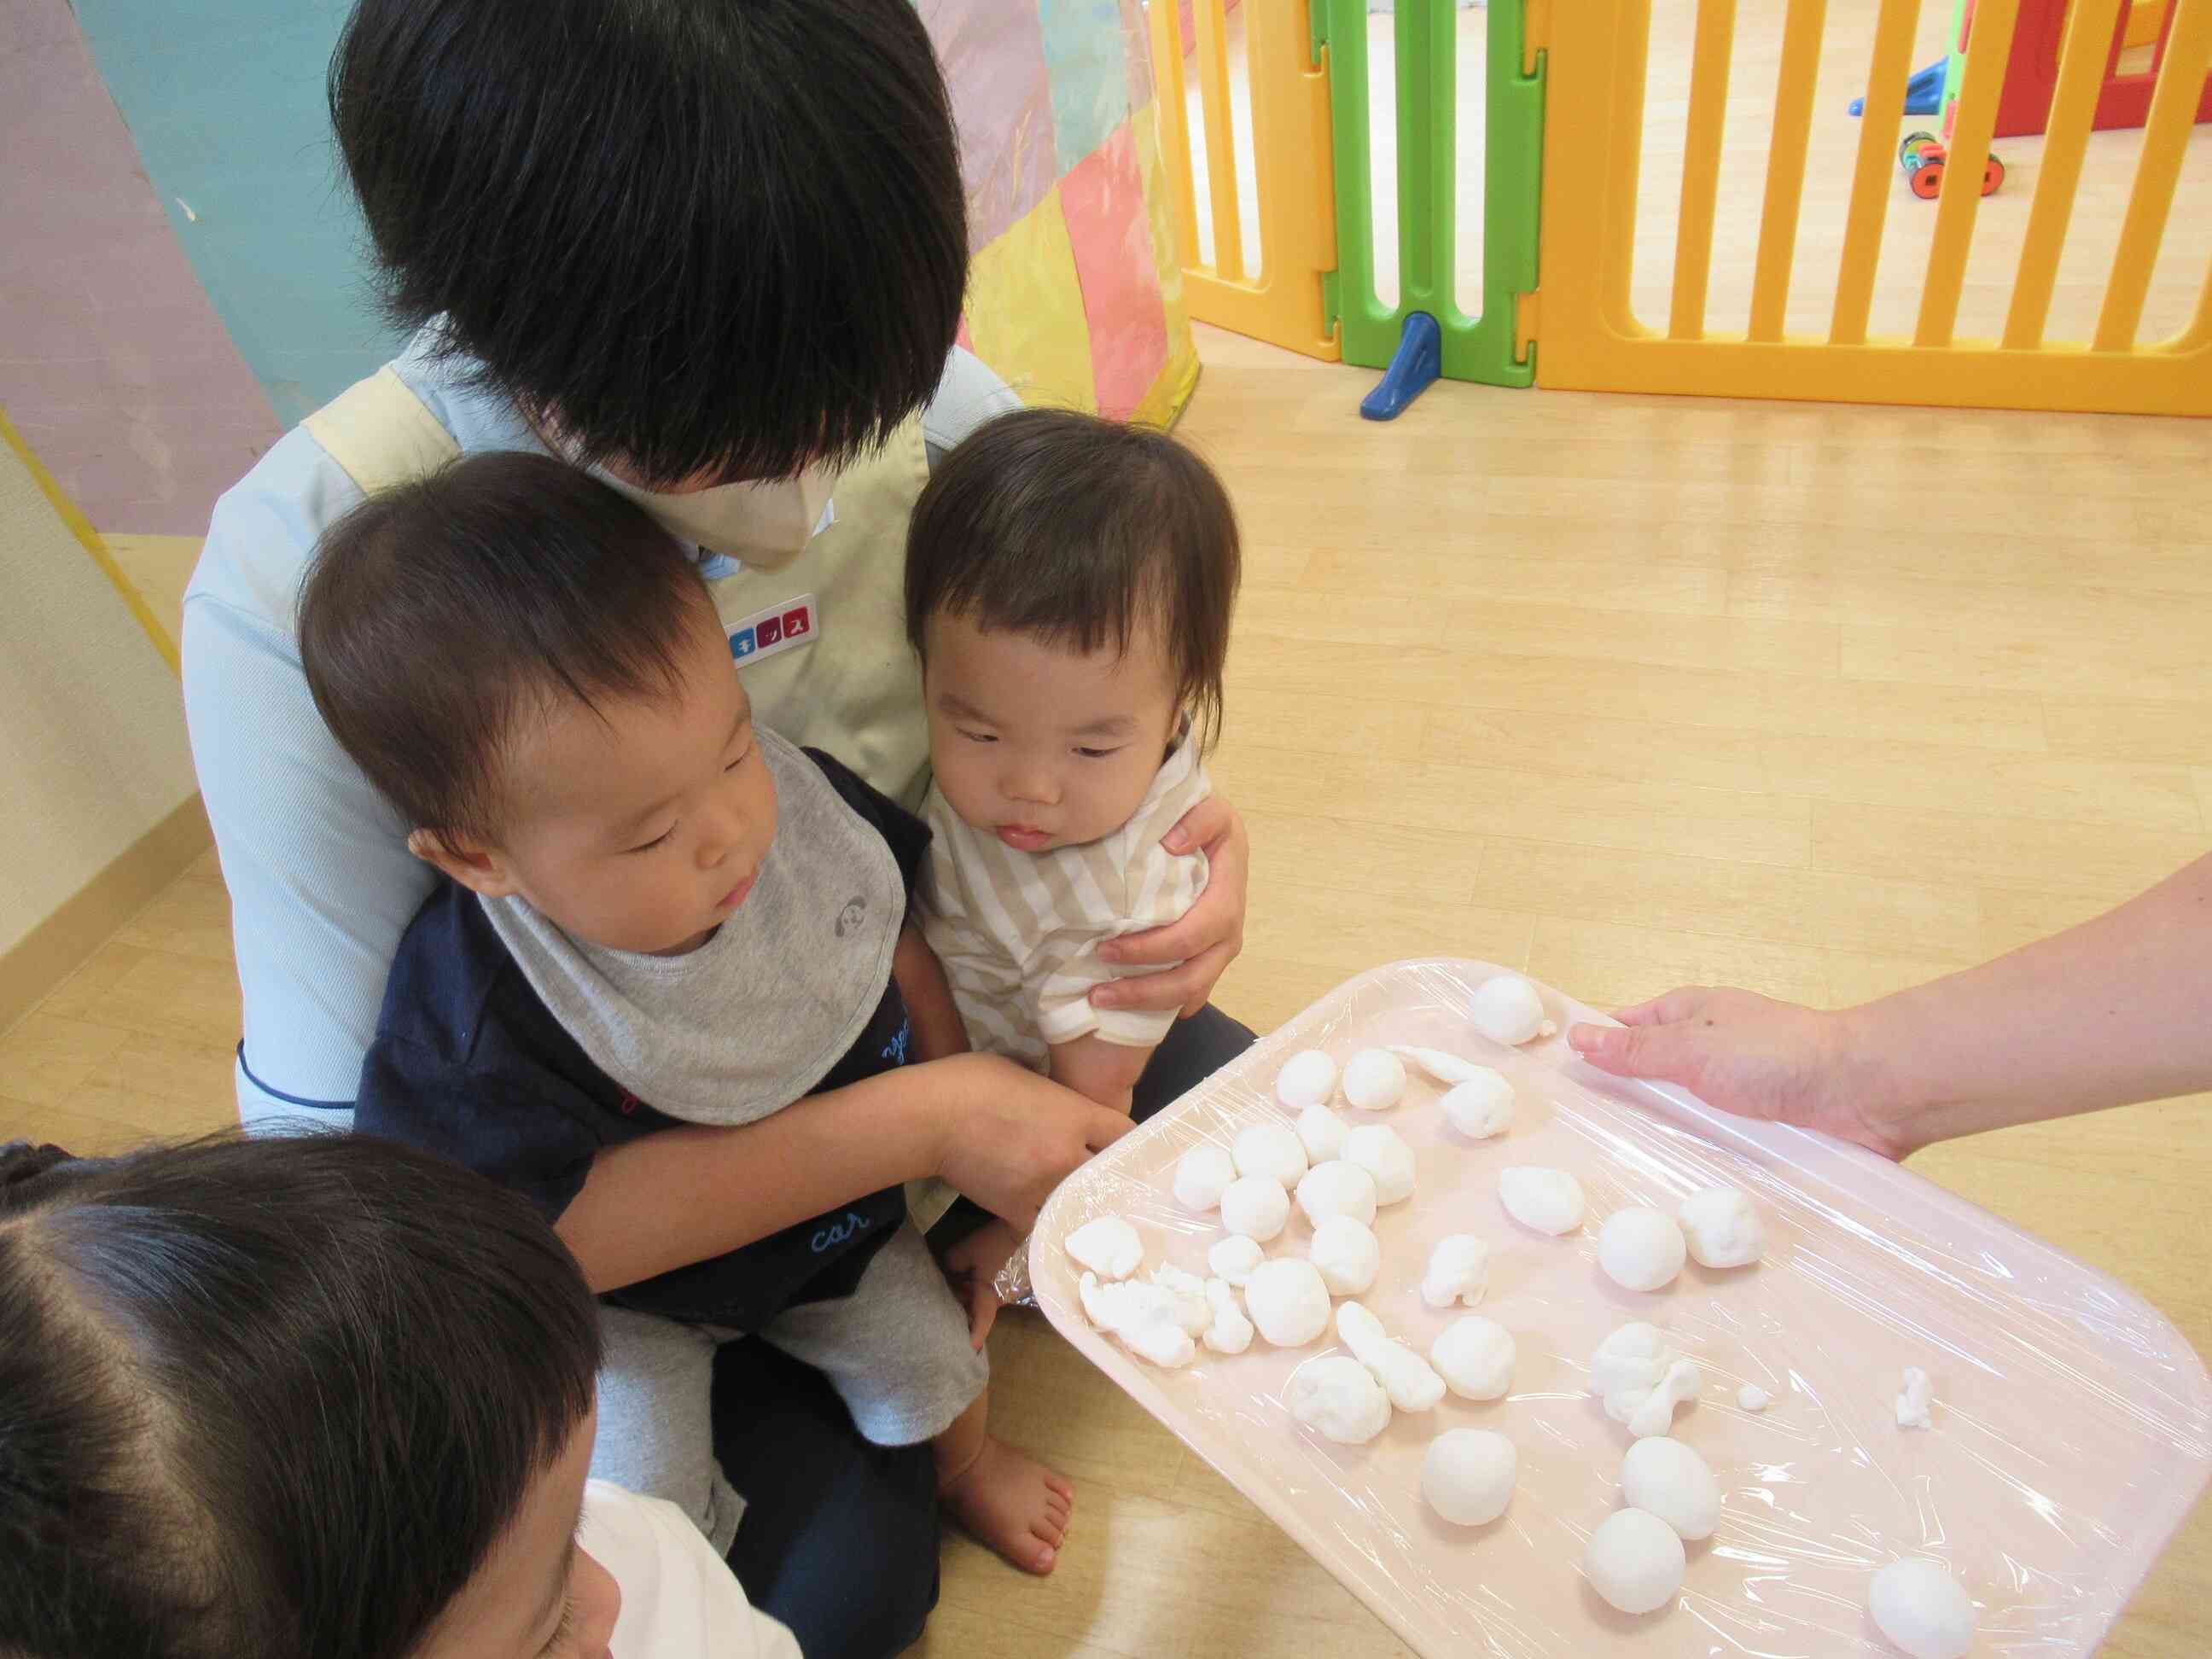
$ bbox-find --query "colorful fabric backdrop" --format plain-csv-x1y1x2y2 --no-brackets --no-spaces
933,0,1198,428
0,0,1199,545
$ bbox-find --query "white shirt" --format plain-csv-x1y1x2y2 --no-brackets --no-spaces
580,1481,802,1659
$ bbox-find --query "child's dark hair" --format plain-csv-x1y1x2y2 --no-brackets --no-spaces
299,451,708,843
905,410,1242,747
329,0,966,486
0,1132,602,1659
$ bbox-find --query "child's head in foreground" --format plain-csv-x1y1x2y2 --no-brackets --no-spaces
0,1132,612,1659
905,409,1241,853
300,452,771,957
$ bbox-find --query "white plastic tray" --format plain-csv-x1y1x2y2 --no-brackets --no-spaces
1032,959,2212,1657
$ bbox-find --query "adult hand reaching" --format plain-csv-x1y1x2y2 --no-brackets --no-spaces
1566,852,2212,1161
1569,990,1907,1159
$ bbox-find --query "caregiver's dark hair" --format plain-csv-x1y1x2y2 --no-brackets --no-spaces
0,1132,602,1659
329,0,968,486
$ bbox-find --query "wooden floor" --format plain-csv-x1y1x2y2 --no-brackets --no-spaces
5,328,2211,1653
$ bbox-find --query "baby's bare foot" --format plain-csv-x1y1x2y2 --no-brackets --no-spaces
940,1435,1074,1575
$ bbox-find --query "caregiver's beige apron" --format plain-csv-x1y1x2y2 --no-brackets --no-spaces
303,366,934,806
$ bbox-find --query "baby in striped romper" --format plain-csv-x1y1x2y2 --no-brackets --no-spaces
905,409,1243,1289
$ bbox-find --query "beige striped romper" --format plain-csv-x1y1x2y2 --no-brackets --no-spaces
920,738,1212,1072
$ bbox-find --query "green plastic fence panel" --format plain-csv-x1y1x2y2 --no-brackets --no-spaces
1316,0,1545,387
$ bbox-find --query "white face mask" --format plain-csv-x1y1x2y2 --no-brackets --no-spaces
593,463,837,571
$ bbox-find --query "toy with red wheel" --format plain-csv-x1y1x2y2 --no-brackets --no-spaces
1898,131,2005,198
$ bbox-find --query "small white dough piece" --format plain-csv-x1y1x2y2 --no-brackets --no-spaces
1598,1206,1688,1292
1172,1145,1236,1213
1499,1166,1586,1234
1343,1123,1417,1205
1147,1264,1212,1336
1431,1316,1517,1400
1897,1366,1934,1429
1078,1272,1195,1367
1619,1435,1721,1540
1244,1257,1333,1348
1208,1235,1265,1286
1867,1558,1976,1659
1202,1278,1254,1354
1233,1124,1308,1188
1471,974,1554,1046
1295,1160,1378,1227
1591,1324,1702,1438
1421,1234,1490,1308
1220,1175,1291,1243
1287,1356,1392,1444
1336,1301,1446,1412
1737,1382,1773,1412
1584,1508,1686,1615
1678,1185,1766,1268
1341,1047,1407,1111
1422,1429,1517,1525
1275,1049,1339,1110
1441,1069,1516,1139
1065,1215,1144,1279
1308,1215,1382,1296
1388,1044,1487,1086
1295,1101,1348,1162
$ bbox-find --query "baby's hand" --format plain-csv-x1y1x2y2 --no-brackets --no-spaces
940,1219,1023,1348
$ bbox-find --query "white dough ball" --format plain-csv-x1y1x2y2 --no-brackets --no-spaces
1275,1049,1339,1110
1173,1145,1236,1212
1598,1207,1688,1292
1287,1356,1391,1444
1208,1234,1265,1286
1220,1175,1291,1243
1471,975,1550,1046
1430,1315,1516,1400
1245,1257,1333,1347
1233,1124,1308,1188
1678,1185,1766,1269
1065,1215,1144,1279
1441,1069,1516,1138
1420,1233,1490,1308
1868,1558,1976,1659
1295,1101,1348,1162
1341,1047,1407,1111
1584,1507,1686,1615
1343,1123,1417,1205
1295,1160,1378,1227
1499,1166,1586,1234
1619,1435,1720,1540
1737,1382,1773,1412
1307,1215,1382,1295
1421,1429,1517,1525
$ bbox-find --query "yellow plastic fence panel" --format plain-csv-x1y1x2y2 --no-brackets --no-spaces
1748,0,1830,342
1830,0,1921,345
2095,0,2212,348
2004,0,2128,348
1149,0,1340,360
1915,0,2021,347
1668,0,1738,340
1534,0,2212,415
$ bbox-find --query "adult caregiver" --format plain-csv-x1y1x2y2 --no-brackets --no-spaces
180,2,1251,1653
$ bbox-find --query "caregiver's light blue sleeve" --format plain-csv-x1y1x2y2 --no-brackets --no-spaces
183,340,1019,1130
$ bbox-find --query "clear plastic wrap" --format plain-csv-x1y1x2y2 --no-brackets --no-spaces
1029,959,2212,1657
